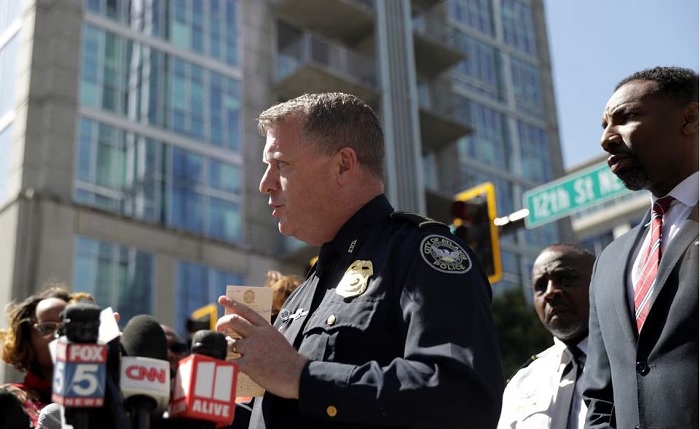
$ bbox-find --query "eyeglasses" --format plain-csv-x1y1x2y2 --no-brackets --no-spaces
33,321,63,338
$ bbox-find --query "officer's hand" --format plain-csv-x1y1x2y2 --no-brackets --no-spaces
216,295,308,399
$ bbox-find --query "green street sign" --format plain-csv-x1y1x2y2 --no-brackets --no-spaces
523,161,630,228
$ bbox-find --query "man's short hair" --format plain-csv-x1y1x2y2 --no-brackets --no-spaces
615,66,699,105
543,242,596,261
257,92,385,179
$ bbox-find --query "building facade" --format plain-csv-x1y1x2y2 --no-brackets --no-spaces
0,0,568,382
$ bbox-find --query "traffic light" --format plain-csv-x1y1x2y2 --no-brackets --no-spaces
451,182,502,284
185,303,218,334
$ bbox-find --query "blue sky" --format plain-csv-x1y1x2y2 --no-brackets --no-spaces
543,0,699,168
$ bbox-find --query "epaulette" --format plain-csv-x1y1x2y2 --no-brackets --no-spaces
390,211,448,229
506,354,539,384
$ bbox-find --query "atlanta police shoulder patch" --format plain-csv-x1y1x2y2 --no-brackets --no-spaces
420,234,472,274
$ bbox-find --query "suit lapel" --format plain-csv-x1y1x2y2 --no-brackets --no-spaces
615,216,649,342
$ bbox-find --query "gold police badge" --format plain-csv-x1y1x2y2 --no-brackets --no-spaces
336,260,373,298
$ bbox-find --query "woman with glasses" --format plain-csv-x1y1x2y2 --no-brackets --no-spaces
0,284,94,428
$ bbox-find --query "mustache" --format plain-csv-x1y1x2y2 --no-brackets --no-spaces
605,144,634,156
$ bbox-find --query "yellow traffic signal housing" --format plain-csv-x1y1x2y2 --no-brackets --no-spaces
452,182,502,285
186,303,218,333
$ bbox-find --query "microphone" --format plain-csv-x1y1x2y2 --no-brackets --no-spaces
37,403,62,429
190,329,227,360
52,302,107,429
120,315,171,429
168,330,238,427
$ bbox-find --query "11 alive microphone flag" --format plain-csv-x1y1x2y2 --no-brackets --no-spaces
169,354,239,425
52,338,107,407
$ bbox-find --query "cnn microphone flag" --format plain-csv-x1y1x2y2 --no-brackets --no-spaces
119,356,171,412
52,339,107,407
169,354,239,425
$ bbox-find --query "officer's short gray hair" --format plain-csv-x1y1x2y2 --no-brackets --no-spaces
257,93,384,179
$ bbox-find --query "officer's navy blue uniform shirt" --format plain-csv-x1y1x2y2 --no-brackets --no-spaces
248,194,504,429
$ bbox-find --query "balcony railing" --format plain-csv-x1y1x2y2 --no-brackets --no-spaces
412,8,460,51
277,33,379,89
274,0,374,11
274,0,375,44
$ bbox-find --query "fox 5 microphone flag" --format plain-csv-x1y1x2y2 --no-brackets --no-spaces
52,338,107,407
169,354,239,425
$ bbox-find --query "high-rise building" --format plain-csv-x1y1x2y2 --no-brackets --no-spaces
0,0,569,382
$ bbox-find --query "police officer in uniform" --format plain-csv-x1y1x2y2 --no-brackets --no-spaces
498,244,595,429
217,93,504,429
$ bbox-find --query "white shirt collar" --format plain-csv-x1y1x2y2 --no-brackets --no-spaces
655,171,699,208
553,336,588,356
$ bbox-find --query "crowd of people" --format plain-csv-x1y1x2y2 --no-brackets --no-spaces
0,283,98,427
0,66,697,428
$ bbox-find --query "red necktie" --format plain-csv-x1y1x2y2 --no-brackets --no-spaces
634,196,674,332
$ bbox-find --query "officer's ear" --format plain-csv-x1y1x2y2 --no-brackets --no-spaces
335,147,357,185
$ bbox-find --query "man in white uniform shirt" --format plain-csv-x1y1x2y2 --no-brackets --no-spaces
498,243,595,429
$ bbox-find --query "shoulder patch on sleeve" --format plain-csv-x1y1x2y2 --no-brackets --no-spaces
390,211,448,229
420,234,472,274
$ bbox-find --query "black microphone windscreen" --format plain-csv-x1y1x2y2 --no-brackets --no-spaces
62,302,101,343
37,403,62,429
121,314,168,360
190,330,227,360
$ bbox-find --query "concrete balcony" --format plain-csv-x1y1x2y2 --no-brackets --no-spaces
274,0,375,43
276,32,380,103
417,84,473,154
411,0,445,11
412,10,464,78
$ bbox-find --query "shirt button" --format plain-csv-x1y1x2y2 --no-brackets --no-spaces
636,361,650,375
326,315,336,325
326,405,338,417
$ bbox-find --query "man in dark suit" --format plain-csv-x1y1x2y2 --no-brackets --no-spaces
583,66,698,428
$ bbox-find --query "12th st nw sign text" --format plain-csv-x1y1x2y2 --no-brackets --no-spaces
523,161,630,228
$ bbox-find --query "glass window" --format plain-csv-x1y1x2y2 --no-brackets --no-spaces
84,0,240,67
210,160,240,194
517,120,550,183
96,123,126,189
209,197,242,243
74,235,154,327
510,57,544,117
79,25,242,150
501,0,538,57
0,33,18,117
453,33,503,101
458,103,509,169
176,261,244,331
448,0,494,36
74,118,244,243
